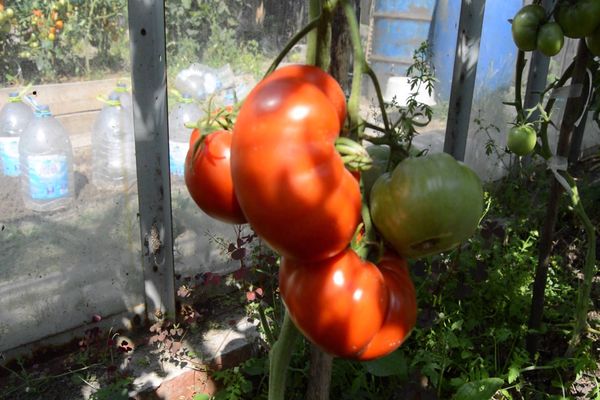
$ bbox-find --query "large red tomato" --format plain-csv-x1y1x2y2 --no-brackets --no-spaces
231,65,361,261
184,130,246,224
279,249,417,359
262,65,347,127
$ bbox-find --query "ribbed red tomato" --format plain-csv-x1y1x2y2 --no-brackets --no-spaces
230,65,361,261
184,129,246,224
279,249,417,360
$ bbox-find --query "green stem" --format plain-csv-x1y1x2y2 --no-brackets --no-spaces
515,50,526,123
365,66,391,133
258,302,276,347
306,0,321,65
264,17,321,78
356,199,378,261
563,172,597,355
314,0,338,70
342,0,365,141
537,61,575,159
268,310,301,400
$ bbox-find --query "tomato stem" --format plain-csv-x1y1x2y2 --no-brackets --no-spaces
341,0,364,141
562,171,596,355
264,16,321,78
514,50,526,124
306,0,321,65
268,310,301,400
536,60,575,160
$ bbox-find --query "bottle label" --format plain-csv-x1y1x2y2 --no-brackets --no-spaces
169,140,188,176
0,136,20,176
26,154,70,200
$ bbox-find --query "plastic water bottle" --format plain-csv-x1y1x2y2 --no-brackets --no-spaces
19,105,74,212
0,92,34,176
92,94,136,189
108,82,133,110
168,95,203,177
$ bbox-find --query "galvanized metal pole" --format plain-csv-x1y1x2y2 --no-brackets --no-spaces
443,0,486,161
127,0,176,320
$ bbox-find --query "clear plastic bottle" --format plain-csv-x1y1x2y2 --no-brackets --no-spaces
108,82,133,111
168,94,203,177
0,92,34,176
92,94,136,189
19,105,74,212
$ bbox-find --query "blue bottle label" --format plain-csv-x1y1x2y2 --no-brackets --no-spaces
169,140,188,176
0,136,20,176
27,154,70,200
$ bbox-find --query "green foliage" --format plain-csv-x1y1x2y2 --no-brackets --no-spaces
212,358,267,400
204,165,599,399
89,377,133,400
452,378,504,400
1,0,129,84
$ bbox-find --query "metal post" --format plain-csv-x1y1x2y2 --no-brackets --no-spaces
127,0,176,320
443,0,486,161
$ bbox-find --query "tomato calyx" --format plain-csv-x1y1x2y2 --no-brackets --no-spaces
335,137,373,172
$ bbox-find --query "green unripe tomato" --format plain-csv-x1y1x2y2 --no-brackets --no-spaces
537,22,564,56
370,153,484,259
556,0,600,39
362,144,390,200
507,125,537,156
5,8,14,18
586,26,600,56
511,4,546,51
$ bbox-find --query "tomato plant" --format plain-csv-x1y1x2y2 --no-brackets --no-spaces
556,0,600,39
511,4,546,51
536,22,564,57
370,153,484,259
231,65,361,261
507,124,537,156
279,248,416,360
184,129,247,225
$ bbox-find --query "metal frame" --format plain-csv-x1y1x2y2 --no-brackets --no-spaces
127,0,176,320
443,0,486,161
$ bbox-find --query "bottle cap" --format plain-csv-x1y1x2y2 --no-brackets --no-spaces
35,105,52,117
115,82,128,92
180,93,194,104
8,92,21,102
107,93,122,106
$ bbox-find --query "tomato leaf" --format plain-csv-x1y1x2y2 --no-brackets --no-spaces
452,378,504,400
362,349,408,377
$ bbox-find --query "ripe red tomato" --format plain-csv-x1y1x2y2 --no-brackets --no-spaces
184,130,246,224
280,249,416,359
231,65,361,261
356,254,417,360
189,127,201,147
263,64,347,127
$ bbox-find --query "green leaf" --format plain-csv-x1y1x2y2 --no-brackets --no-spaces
452,378,504,400
507,366,520,384
363,349,408,378
192,394,210,400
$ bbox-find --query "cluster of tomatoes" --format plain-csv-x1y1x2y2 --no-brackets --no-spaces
33,0,69,42
184,65,484,360
511,0,600,57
